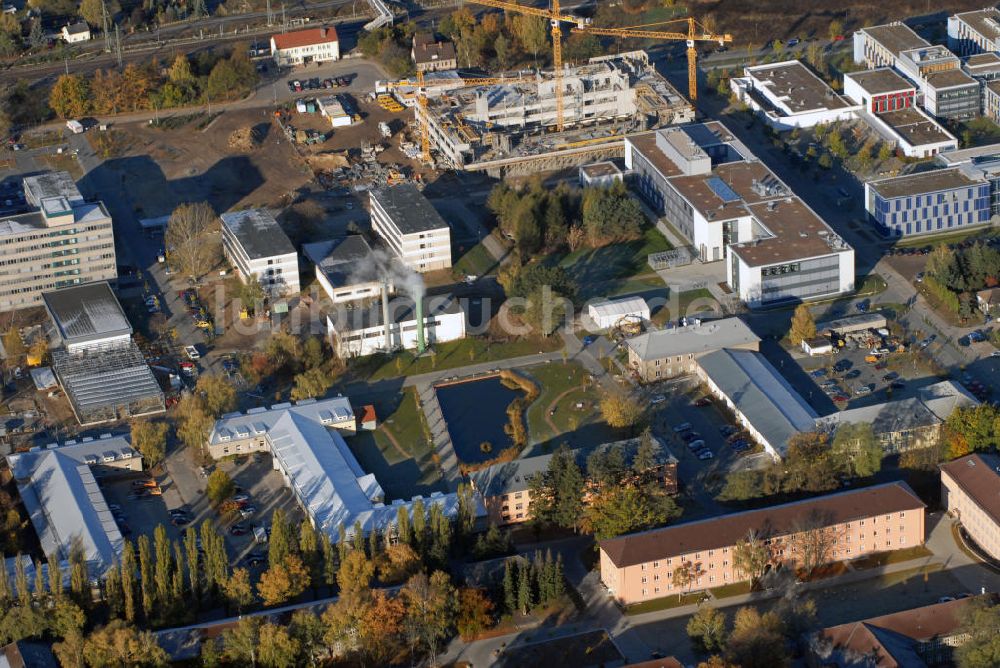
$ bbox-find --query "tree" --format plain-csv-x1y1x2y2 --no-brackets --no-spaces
3,329,25,361
633,428,660,473
828,19,844,41
223,616,261,668
49,74,91,119
789,304,816,345
600,393,643,431
130,420,169,468
221,568,254,614
290,366,333,401
175,394,214,451
514,14,548,64
583,485,679,541
527,445,584,530
205,470,234,506
289,610,326,667
196,374,238,417
257,554,308,607
789,511,838,577
79,0,120,27
732,531,770,590
337,549,375,600
137,535,154,619
956,598,1000,667
945,405,1000,456
239,274,265,315
878,142,894,162
258,623,300,668
725,607,787,668
121,542,137,623
378,542,421,585
153,525,173,609
401,571,456,663
831,422,882,478
82,620,168,667
688,606,728,653
671,561,694,600
516,557,532,613
456,587,494,640
165,202,220,280
359,589,405,666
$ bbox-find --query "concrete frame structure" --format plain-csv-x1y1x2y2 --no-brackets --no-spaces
625,317,761,382
625,121,855,308
949,8,1000,56
730,60,859,130
208,398,478,541
326,294,466,357
864,167,992,237
0,171,116,312
416,51,693,173
270,26,339,67
941,453,1000,562
470,436,677,527
220,209,300,298
369,184,451,273
600,482,925,606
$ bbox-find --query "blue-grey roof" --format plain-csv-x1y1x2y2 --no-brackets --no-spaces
370,184,449,235
302,236,376,289
6,436,135,577
220,208,295,260
42,282,132,345
211,398,477,539
626,317,760,361
697,349,818,457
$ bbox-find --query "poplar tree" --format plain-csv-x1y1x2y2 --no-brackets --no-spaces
412,499,426,551
396,506,411,546
104,561,122,618
138,535,154,618
172,542,186,604
322,538,337,591
121,541,137,622
33,559,45,601
154,525,172,607
47,553,63,601
185,529,200,605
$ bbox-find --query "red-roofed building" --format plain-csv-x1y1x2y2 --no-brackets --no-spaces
270,26,339,66
360,404,377,431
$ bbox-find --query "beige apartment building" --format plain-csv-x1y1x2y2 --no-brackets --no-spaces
625,317,761,382
471,437,677,526
0,172,116,312
600,482,925,605
941,453,1000,561
370,184,451,273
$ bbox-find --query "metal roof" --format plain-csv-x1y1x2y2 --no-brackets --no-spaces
42,282,132,345
220,209,295,261
588,296,649,321
210,398,477,540
697,348,818,456
626,317,760,361
6,437,133,578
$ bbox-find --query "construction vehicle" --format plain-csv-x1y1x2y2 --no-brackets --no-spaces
468,1,730,105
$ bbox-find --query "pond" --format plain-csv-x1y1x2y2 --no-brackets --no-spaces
435,376,521,465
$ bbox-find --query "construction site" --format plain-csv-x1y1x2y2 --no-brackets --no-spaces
413,51,694,176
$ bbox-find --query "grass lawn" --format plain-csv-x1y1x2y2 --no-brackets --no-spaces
878,563,942,587
557,228,672,300
709,581,752,599
354,336,563,381
38,153,84,179
851,545,934,571
523,361,610,447
893,226,999,248
347,387,444,499
452,241,497,278
625,592,704,615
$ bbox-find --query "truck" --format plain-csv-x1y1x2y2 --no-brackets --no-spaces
66,119,84,134
253,526,268,543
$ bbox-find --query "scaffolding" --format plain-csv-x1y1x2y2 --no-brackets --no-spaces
52,341,165,425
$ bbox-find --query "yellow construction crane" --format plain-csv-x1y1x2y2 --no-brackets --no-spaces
573,17,732,101
466,0,590,132
384,70,524,163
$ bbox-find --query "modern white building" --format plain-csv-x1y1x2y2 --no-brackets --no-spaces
861,107,958,158
579,161,624,188
61,21,90,43
220,209,301,298
625,122,855,309
587,296,650,330
696,348,819,459
949,7,1000,56
6,435,140,585
370,184,451,273
0,171,116,312
327,293,466,357
730,60,859,130
844,68,916,114
207,398,479,541
304,236,387,304
270,26,339,67
895,46,980,121
864,167,992,237
42,282,165,425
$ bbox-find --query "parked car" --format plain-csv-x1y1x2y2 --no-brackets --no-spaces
171,516,189,527
883,372,899,382
184,345,200,360
810,368,827,378
719,425,738,436
689,439,706,450
240,506,257,518
233,493,250,503
682,432,702,442
833,394,850,402
673,422,692,433
844,369,861,380
854,385,873,395
697,449,714,460
650,394,666,404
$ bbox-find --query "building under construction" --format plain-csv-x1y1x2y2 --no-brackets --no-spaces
416,51,693,175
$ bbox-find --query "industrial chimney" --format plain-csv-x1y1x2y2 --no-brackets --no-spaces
415,294,426,355
381,280,392,351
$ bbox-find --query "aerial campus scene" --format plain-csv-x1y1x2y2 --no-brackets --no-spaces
8,0,1000,667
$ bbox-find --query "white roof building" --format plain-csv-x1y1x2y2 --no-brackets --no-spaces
209,398,479,540
587,296,650,329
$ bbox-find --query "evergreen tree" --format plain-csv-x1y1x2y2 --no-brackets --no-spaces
154,525,172,607
528,445,585,530
138,534,154,619
396,506,411,546
553,554,565,599
502,559,516,614
633,427,660,473
456,483,476,538
516,559,532,614
121,541,137,622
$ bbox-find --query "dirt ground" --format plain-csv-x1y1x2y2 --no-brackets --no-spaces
102,108,313,220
